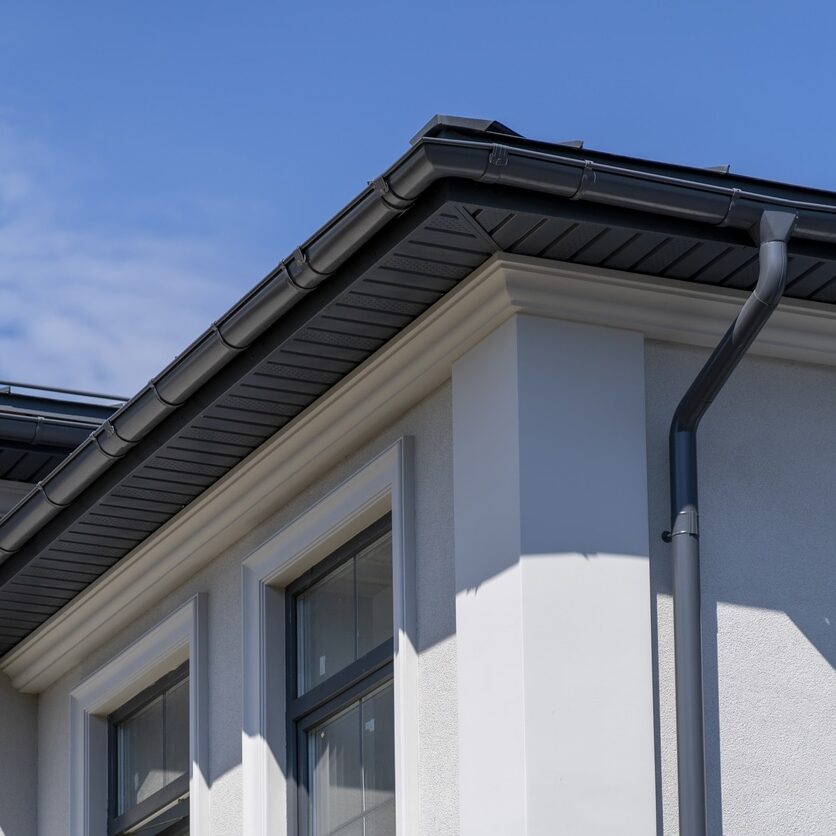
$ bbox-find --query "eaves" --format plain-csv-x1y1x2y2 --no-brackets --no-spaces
2,115,836,656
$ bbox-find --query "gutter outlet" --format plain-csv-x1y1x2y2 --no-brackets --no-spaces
665,209,796,835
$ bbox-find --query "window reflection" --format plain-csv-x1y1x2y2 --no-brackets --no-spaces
309,682,395,836
116,676,189,814
297,533,393,695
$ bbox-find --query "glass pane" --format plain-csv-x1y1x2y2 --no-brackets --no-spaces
296,530,393,696
308,683,396,836
356,534,393,658
310,703,363,836
361,683,395,835
298,560,356,694
115,675,190,817
118,694,165,813
165,678,190,786
364,802,396,836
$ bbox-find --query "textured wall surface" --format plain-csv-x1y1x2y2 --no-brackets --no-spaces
646,342,836,835
30,323,836,835
0,671,37,836
36,382,458,836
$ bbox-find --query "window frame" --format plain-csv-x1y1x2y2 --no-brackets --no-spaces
106,660,191,836
241,438,418,836
285,515,395,836
69,595,209,836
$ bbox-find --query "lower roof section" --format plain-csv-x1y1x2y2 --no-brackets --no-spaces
0,391,116,485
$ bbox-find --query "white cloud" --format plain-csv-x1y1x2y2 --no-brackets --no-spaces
0,122,248,396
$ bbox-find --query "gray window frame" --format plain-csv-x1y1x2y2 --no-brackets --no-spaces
107,661,190,836
285,513,394,836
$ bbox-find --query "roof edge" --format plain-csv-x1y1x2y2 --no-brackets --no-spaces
4,120,836,558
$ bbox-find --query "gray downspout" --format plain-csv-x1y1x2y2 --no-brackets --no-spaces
665,209,796,835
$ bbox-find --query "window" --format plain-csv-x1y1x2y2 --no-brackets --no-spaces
287,515,396,836
107,662,190,836
70,595,207,836
241,439,416,835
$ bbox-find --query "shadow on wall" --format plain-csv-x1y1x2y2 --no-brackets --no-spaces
232,351,833,836
646,342,836,836
0,671,38,836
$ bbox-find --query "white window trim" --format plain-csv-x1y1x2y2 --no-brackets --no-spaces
69,594,209,836
242,437,417,836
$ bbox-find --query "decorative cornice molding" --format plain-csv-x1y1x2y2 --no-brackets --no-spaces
498,254,836,366
5,254,836,692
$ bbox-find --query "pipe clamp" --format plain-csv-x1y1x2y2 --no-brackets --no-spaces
672,507,699,537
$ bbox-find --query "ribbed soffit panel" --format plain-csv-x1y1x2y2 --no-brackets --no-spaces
0,195,492,652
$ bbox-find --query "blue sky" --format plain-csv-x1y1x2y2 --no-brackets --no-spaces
1,1,835,394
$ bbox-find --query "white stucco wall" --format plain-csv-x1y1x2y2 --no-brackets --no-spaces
0,671,37,836
35,382,458,836
24,285,836,836
452,315,657,835
646,341,836,835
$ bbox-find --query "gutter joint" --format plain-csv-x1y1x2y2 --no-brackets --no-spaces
149,380,181,409
717,188,741,227
571,160,595,201
369,176,413,211
288,247,332,287
211,323,243,353
38,483,68,510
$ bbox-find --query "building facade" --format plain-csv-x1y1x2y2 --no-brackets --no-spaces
0,117,833,835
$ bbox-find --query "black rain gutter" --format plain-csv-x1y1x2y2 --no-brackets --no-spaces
0,410,105,452
664,209,796,835
1,129,835,563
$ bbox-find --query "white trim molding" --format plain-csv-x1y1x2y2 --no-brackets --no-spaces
241,438,417,836
495,254,836,367
68,595,209,836
7,253,836,692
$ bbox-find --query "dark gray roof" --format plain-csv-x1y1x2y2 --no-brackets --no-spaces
1,115,836,654
0,388,117,485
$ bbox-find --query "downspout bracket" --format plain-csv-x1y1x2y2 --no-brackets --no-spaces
661,507,699,541
673,507,700,537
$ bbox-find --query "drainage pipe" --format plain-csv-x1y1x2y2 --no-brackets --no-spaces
665,209,796,835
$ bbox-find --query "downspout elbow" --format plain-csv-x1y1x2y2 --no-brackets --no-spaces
668,210,796,513
751,210,796,307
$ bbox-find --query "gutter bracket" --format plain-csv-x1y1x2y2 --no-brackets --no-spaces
369,176,413,211
488,144,508,167
370,175,390,195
